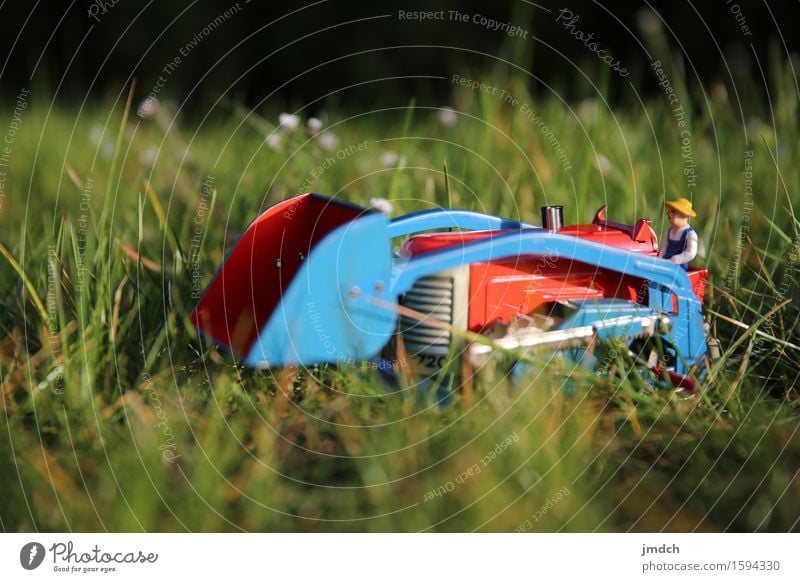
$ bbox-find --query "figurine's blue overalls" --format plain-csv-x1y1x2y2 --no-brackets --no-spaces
663,227,695,271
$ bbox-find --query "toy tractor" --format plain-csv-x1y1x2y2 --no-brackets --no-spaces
191,193,711,389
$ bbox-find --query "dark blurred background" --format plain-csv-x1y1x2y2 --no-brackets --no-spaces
1,0,797,112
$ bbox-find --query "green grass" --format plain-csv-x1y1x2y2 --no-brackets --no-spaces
1,68,799,532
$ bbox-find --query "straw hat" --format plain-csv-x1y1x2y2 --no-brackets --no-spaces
665,197,697,218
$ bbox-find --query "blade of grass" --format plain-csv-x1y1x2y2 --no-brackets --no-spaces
0,242,50,327
444,159,452,209
144,180,185,264
762,215,792,245
387,98,415,201
707,299,791,382
195,186,217,268
707,309,800,352
99,80,136,227
761,135,799,239
116,241,162,273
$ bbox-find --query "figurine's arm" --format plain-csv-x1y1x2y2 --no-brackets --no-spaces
667,230,698,264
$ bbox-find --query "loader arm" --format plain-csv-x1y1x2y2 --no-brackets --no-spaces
387,209,535,237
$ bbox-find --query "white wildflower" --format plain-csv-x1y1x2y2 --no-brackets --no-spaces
139,147,159,166
307,117,323,135
101,141,115,160
576,99,598,125
317,131,339,151
89,124,105,146
437,107,458,127
266,133,282,150
370,197,393,214
278,113,300,132
137,97,159,119
380,151,398,167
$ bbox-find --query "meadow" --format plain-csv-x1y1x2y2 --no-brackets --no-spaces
0,61,798,531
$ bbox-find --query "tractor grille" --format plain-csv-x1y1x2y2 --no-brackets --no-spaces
399,275,454,356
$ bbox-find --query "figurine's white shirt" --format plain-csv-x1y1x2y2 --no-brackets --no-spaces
660,224,698,264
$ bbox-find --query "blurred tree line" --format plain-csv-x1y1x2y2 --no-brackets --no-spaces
0,0,796,113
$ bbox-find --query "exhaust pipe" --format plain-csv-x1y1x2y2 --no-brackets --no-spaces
541,205,564,232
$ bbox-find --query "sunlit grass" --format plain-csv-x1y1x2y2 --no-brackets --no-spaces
0,69,798,531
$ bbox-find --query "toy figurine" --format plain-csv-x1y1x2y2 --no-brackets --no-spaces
661,198,698,271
